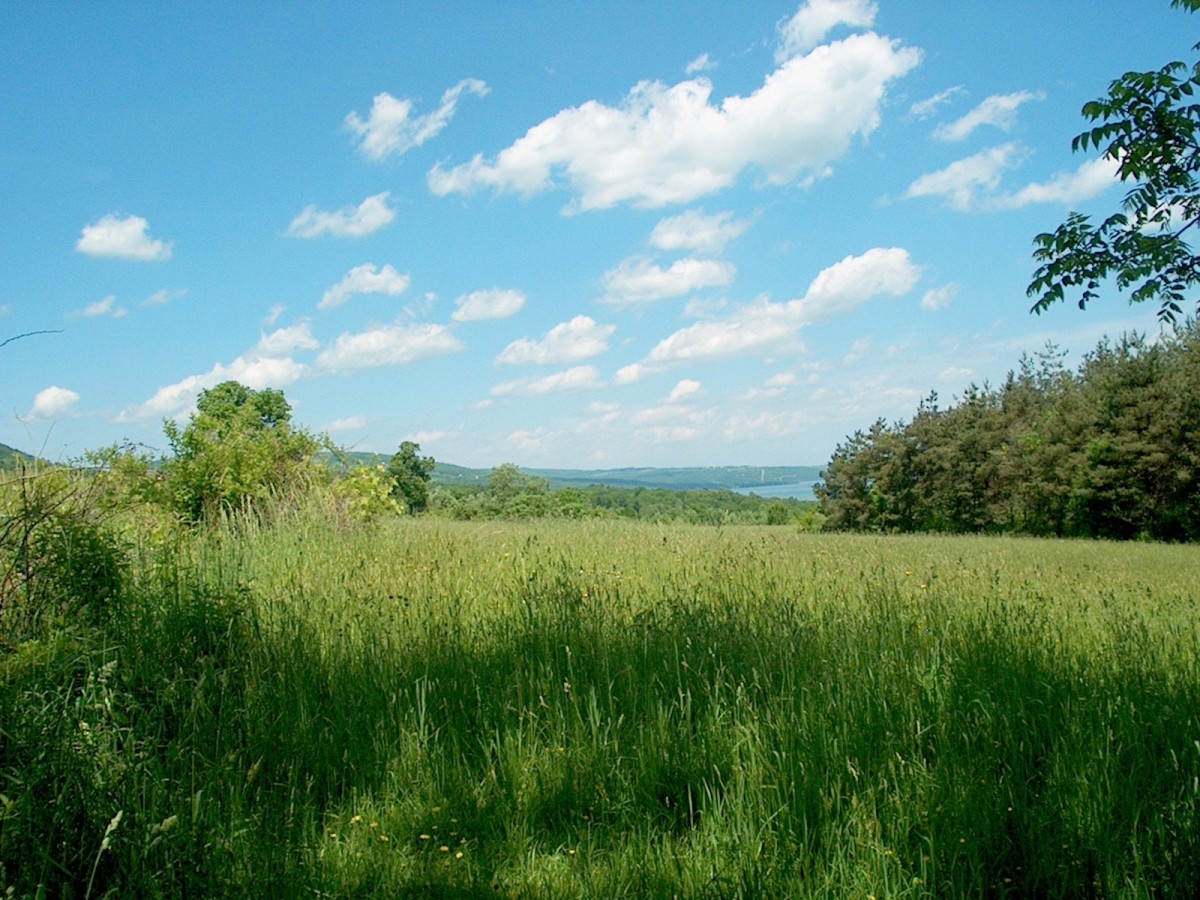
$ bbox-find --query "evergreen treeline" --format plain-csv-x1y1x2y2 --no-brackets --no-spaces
817,323,1200,540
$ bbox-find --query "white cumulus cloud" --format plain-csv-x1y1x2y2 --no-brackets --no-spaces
452,288,527,322
796,246,921,321
76,213,172,261
347,79,489,161
29,386,80,419
287,192,396,238
319,263,411,310
428,30,919,211
496,315,615,365
602,257,735,306
317,322,464,372
934,90,1044,142
650,209,750,254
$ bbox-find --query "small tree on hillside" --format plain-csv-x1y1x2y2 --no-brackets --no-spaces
387,441,435,513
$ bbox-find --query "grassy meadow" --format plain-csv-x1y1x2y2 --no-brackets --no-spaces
3,507,1200,897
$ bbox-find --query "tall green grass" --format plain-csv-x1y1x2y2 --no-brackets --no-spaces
3,512,1199,897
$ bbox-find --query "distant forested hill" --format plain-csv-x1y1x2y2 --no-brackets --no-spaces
0,442,34,470
520,465,822,491
337,452,820,492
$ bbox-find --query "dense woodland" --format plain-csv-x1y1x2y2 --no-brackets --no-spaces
816,322,1200,540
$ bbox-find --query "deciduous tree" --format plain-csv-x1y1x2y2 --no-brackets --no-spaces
163,381,319,521
1029,0,1200,323
387,441,435,513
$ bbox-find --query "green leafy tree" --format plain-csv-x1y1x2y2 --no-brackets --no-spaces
1029,0,1200,323
485,463,551,518
163,381,319,521
387,441,435,513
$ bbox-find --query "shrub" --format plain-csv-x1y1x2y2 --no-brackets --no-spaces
331,465,402,523
1,468,126,643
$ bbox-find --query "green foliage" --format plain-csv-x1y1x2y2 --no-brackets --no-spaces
162,381,321,522
386,441,435,513
1029,0,1200,322
1,468,126,643
332,464,401,523
819,325,1200,539
485,462,551,517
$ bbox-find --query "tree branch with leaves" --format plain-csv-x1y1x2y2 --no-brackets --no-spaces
1029,0,1200,323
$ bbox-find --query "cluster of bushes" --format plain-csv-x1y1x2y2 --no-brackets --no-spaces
817,322,1200,540
0,468,125,646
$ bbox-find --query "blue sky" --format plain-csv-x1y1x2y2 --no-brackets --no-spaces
2,1,1194,468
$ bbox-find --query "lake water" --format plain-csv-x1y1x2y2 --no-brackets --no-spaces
735,480,819,501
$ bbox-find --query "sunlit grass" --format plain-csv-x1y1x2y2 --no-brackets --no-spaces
3,513,1199,896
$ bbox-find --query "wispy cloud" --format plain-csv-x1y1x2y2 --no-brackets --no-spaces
992,155,1120,209
496,315,615,365
492,365,604,397
264,304,286,326
909,85,965,120
287,192,396,238
904,144,1118,211
321,414,368,432
69,295,127,319
142,288,188,307
347,78,489,161
920,283,959,310
933,90,1044,142
775,0,878,61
